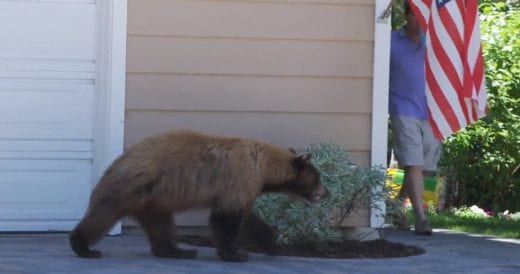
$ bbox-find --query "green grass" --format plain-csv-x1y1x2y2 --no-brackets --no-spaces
406,210,520,239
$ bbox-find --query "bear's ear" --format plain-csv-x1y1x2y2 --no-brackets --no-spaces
292,154,312,169
288,148,297,154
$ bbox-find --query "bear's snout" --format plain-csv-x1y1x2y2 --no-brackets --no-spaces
311,185,330,202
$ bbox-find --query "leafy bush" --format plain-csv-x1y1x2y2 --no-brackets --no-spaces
391,0,406,30
253,143,387,245
439,1,520,212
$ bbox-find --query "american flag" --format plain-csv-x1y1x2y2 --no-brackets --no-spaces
408,0,487,140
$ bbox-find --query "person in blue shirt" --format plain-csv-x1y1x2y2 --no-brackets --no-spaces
389,1,441,235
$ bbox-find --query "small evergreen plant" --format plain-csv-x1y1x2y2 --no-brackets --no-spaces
254,143,388,245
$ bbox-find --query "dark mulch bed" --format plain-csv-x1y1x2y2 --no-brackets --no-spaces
179,235,425,259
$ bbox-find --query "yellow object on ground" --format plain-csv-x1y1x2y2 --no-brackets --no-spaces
386,168,446,208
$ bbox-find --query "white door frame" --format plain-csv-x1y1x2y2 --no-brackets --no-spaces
370,0,392,228
93,0,127,235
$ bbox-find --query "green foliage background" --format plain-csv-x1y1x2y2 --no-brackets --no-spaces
391,0,520,212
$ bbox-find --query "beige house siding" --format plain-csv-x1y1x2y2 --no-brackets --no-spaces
126,0,376,226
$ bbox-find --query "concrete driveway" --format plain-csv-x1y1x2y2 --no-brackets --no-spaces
1,228,519,274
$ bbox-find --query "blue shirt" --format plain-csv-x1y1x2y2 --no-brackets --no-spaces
389,29,428,119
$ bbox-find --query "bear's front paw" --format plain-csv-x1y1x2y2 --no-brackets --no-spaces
217,247,249,262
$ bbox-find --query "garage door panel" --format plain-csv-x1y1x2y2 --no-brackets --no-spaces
0,0,97,231
0,59,96,79
0,140,93,159
0,159,91,220
0,82,94,139
0,1,97,60
0,140,93,152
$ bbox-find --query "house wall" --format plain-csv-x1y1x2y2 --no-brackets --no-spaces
126,0,376,226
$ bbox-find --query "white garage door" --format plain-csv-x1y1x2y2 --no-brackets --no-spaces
0,0,98,231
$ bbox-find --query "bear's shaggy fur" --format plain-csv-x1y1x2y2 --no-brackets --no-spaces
69,130,328,262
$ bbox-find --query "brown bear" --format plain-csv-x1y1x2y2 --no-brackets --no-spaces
69,129,328,262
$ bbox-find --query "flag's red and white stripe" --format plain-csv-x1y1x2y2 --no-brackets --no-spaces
409,0,487,140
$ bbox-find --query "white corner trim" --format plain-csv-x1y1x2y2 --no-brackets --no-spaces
94,0,127,235
370,0,392,228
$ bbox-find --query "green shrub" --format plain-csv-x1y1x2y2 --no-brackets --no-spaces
253,143,387,245
391,0,406,30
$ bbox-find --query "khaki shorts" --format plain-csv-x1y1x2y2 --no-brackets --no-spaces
390,115,442,171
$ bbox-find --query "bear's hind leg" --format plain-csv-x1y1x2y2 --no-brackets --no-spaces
135,212,197,259
241,213,278,256
209,209,249,262
69,209,120,258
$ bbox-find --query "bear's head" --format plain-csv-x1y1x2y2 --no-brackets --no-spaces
290,154,329,202
262,154,329,203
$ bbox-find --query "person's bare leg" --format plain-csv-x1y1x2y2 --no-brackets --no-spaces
404,165,432,235
392,179,411,230
403,165,426,222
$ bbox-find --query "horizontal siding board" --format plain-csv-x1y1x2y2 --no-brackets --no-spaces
126,74,372,114
127,36,373,77
129,0,374,41
346,151,369,166
124,110,371,152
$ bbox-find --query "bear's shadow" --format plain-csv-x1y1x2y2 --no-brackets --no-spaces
177,234,425,259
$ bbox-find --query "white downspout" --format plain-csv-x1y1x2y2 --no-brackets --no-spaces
370,0,392,228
